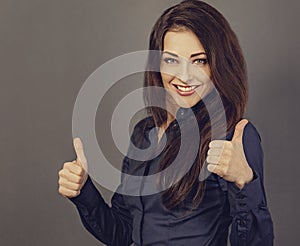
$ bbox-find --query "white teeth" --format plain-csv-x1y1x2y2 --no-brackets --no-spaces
176,85,197,92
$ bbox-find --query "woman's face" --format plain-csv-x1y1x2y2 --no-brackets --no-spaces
160,29,213,110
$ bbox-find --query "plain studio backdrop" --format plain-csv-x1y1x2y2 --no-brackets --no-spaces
0,0,299,245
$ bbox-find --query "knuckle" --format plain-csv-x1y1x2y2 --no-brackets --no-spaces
75,166,83,175
75,183,81,191
76,176,83,184
63,162,70,169
68,165,77,173
227,141,233,148
72,165,84,176
58,187,64,195
207,149,212,155
218,168,225,177
70,190,80,198
208,148,216,156
58,169,67,178
78,167,85,176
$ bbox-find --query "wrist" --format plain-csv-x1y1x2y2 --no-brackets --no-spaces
235,166,254,190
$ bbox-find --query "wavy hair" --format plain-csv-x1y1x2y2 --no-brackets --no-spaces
141,0,248,213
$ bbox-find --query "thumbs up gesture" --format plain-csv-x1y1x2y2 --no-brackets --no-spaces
58,138,89,198
206,119,254,189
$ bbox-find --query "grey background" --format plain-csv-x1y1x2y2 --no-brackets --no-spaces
0,0,299,245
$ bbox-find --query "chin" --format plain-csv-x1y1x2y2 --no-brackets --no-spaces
172,95,201,109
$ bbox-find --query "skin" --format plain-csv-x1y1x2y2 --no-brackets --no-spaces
159,29,253,189
207,119,254,189
58,30,253,198
158,29,213,140
160,29,213,117
58,138,88,198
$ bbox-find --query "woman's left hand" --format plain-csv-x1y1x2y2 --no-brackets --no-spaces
206,119,254,190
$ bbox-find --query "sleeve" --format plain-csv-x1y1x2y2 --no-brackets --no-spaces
68,156,133,246
227,121,275,246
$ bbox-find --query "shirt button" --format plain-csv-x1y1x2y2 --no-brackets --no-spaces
237,194,245,199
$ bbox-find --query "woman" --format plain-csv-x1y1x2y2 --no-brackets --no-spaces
58,0,274,245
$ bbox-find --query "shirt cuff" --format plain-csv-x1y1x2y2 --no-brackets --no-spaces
227,170,264,216
68,176,105,215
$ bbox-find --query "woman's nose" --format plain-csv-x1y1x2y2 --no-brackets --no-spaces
177,59,191,83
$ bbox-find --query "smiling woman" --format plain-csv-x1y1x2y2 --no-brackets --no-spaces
58,0,274,245
160,29,213,109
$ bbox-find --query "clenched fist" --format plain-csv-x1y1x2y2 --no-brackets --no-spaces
206,119,253,189
58,138,88,198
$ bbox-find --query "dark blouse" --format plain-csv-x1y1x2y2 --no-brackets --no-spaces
69,107,274,246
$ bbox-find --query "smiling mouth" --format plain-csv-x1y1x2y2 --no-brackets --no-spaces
172,84,200,92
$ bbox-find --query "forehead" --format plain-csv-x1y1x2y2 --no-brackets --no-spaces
163,30,206,56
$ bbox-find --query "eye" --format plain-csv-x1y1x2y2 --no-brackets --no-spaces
192,58,208,66
163,57,179,64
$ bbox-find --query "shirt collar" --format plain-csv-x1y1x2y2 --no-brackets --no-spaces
175,89,217,122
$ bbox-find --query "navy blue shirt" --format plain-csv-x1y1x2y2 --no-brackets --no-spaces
69,108,274,246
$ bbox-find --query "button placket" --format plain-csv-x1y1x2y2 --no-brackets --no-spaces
176,107,194,122
235,210,249,241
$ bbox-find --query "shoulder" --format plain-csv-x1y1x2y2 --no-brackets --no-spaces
242,120,264,167
226,119,262,143
242,120,263,154
242,120,265,176
226,119,264,173
244,120,262,143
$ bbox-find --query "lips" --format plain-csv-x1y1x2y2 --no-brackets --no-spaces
171,83,201,96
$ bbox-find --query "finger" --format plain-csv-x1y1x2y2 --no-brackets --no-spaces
73,137,88,170
59,169,84,184
209,140,227,148
231,118,248,143
207,154,230,166
207,148,223,156
207,163,218,173
68,163,85,176
207,164,224,177
58,186,80,198
65,160,77,167
59,177,81,191
206,155,221,165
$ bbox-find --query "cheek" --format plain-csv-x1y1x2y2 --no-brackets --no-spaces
204,67,212,78
160,72,174,86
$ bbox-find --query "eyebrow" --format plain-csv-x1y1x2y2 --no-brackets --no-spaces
162,51,206,58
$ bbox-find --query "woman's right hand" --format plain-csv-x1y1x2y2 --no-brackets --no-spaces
58,138,88,198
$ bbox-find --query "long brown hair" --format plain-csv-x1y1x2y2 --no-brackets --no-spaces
142,0,248,213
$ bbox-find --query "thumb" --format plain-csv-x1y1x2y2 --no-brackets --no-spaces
231,118,248,143
73,137,88,171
